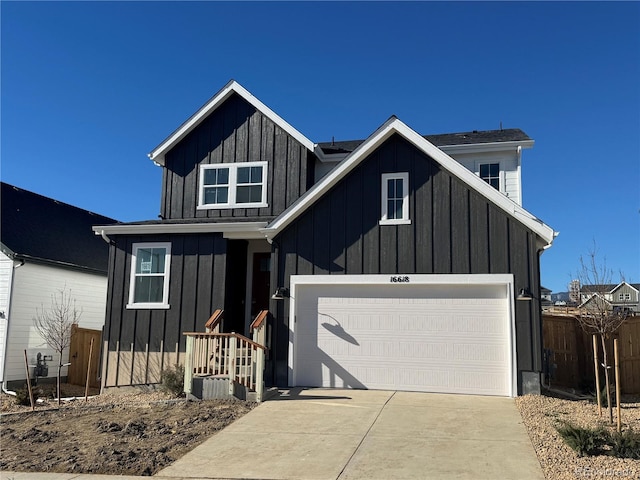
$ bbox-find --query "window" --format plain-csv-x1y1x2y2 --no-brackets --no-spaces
380,172,410,225
479,163,500,190
127,243,171,309
619,293,631,301
199,162,267,209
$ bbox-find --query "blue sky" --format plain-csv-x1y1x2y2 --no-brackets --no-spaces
2,1,639,293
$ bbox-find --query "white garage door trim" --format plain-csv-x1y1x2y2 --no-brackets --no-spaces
288,274,517,397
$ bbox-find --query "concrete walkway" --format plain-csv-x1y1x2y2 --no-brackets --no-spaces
2,389,544,480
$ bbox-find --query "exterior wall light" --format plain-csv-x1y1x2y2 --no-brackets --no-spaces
517,288,534,301
271,287,289,300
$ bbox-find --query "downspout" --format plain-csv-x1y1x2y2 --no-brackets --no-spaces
99,230,111,244
516,145,523,205
1,258,25,396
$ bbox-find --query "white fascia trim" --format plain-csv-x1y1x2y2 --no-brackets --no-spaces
93,222,268,236
148,80,315,166
290,273,514,287
610,281,639,295
264,117,556,246
439,140,534,155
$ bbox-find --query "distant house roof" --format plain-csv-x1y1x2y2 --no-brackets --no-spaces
318,128,532,155
1,182,119,274
581,283,640,294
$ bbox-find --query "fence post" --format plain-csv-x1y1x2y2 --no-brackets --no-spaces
184,335,194,396
593,335,602,417
228,334,237,396
614,338,621,433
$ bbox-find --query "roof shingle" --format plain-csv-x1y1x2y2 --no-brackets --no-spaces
1,182,119,273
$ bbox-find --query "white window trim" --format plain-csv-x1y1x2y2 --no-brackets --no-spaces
380,172,410,225
127,242,171,309
477,162,503,192
198,161,268,209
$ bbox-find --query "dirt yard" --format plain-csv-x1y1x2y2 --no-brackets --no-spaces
0,384,255,476
2,384,639,478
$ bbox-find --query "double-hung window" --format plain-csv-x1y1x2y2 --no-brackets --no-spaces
380,172,410,225
619,293,631,301
199,162,268,209
127,242,171,309
479,163,500,190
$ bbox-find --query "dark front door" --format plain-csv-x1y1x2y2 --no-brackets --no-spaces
251,252,271,318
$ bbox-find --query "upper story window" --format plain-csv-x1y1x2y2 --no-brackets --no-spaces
380,172,410,225
619,292,631,301
127,242,171,309
198,162,268,209
479,163,500,190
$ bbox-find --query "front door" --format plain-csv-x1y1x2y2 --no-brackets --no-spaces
251,252,271,318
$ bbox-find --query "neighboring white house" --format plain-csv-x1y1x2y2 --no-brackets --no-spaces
578,281,640,314
0,182,118,388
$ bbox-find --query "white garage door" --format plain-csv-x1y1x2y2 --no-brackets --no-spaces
291,275,515,396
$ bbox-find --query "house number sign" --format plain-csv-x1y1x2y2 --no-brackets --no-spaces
390,276,410,283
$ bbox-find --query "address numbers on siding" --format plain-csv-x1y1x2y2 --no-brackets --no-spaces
390,276,410,283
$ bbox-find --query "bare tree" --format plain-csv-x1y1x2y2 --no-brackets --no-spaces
574,245,627,423
33,287,82,405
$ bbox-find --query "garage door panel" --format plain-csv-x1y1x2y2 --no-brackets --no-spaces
293,280,513,396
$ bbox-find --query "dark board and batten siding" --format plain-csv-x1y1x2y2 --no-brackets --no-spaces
161,93,312,220
102,233,227,387
270,133,544,391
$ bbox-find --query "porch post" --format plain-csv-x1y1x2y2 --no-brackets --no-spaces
228,334,237,396
184,335,194,395
255,347,264,403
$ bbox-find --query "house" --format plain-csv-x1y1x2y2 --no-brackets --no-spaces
93,80,556,397
0,182,118,389
579,282,640,314
540,286,554,311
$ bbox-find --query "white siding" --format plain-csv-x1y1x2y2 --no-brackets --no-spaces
0,252,14,381
446,150,522,205
3,262,108,382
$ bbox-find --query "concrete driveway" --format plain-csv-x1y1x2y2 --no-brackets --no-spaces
156,388,544,480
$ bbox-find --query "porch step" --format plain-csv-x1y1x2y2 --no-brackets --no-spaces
247,387,278,403
188,375,274,402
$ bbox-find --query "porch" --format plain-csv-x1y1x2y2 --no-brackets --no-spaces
183,310,273,402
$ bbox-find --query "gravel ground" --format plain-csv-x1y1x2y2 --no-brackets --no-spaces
516,392,640,479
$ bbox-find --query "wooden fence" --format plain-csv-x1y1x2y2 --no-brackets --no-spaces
68,325,101,388
542,314,640,394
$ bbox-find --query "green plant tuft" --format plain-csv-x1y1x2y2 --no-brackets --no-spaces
160,363,185,397
609,429,640,459
556,422,608,457
14,385,42,406
14,385,32,406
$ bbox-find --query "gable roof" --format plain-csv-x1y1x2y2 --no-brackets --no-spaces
0,182,119,273
609,281,640,295
148,80,316,166
581,283,640,294
578,292,612,309
318,129,533,155
262,116,556,246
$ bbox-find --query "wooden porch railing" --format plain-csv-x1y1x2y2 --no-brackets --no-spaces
183,311,269,402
